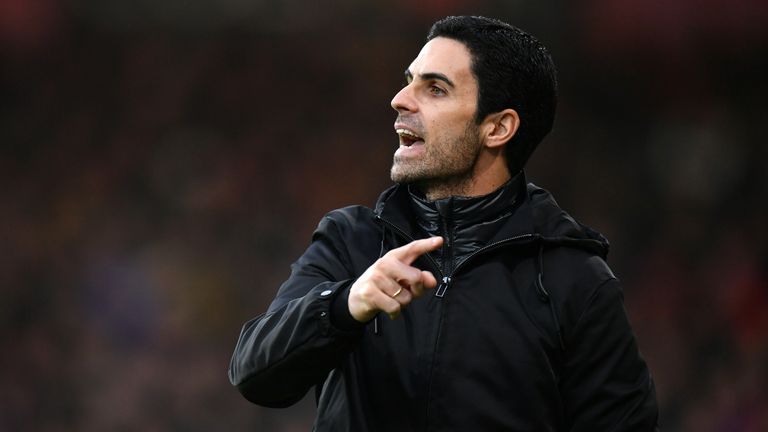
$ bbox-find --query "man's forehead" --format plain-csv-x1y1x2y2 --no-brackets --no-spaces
406,37,473,83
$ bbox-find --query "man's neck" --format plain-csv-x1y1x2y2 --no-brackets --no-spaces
419,171,511,201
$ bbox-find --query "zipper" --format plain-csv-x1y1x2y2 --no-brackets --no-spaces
434,200,454,297
454,233,538,274
435,276,451,298
377,213,447,429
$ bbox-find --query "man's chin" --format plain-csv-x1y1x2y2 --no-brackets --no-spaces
390,166,421,184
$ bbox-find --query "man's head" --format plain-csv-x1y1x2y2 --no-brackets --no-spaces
390,16,557,196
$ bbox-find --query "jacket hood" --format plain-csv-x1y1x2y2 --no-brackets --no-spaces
527,183,610,259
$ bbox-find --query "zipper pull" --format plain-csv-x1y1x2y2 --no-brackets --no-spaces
435,276,451,298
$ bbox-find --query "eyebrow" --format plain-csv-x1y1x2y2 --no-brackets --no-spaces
404,69,456,88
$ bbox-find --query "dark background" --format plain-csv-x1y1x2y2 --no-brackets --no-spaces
2,1,767,430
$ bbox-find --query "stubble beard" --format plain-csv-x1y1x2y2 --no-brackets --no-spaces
390,121,482,200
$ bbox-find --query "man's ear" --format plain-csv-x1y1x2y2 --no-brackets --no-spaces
481,109,520,149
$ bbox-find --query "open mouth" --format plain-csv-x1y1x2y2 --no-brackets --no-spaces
396,128,425,146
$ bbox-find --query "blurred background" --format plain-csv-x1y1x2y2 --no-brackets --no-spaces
2,0,767,430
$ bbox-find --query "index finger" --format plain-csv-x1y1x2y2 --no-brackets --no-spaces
386,236,443,265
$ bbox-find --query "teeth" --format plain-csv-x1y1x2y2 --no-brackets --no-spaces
396,128,423,140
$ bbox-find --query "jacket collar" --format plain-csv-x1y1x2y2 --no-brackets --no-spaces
407,172,527,238
374,171,535,246
374,171,610,258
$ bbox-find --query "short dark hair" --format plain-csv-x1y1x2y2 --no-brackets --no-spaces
427,16,558,175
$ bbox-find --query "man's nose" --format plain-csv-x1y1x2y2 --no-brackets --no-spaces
391,84,417,113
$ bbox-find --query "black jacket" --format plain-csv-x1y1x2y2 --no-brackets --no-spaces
229,175,659,431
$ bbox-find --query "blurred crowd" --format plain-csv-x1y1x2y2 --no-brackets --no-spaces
1,1,766,431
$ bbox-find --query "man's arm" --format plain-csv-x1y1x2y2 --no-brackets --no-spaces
228,213,361,407
560,278,660,431
228,211,442,407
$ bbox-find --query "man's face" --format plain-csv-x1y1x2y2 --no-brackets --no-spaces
390,37,482,188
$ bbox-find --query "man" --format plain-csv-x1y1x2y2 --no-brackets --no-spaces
230,16,659,431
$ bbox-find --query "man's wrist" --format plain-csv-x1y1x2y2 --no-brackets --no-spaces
330,281,367,331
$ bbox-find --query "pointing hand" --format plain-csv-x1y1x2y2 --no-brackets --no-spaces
348,237,443,322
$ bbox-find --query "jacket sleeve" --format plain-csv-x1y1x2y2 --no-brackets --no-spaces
228,212,366,407
560,278,660,431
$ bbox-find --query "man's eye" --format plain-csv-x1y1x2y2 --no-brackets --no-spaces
429,85,446,96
